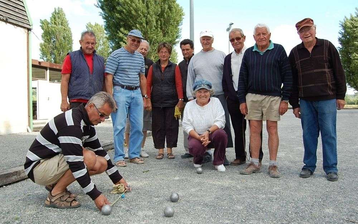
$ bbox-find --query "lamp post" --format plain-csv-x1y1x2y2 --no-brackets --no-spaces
226,22,234,53
190,0,194,41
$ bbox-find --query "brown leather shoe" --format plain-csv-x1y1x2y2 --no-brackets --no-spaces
231,159,246,166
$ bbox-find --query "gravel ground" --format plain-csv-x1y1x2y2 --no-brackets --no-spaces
0,109,357,224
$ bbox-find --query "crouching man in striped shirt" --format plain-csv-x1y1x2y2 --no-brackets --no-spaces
24,91,130,210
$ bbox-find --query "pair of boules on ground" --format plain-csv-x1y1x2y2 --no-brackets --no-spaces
164,192,180,217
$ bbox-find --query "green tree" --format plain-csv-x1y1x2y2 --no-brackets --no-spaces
96,0,184,62
339,8,358,91
40,7,73,64
86,22,111,60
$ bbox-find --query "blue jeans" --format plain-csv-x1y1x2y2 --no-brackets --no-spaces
111,86,143,162
300,99,337,174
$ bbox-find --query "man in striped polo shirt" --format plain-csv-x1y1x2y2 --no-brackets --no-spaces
105,30,149,167
238,24,292,178
24,92,130,210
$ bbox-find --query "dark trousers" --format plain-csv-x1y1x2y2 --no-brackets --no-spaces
227,98,264,161
152,107,179,149
188,129,227,166
214,94,233,147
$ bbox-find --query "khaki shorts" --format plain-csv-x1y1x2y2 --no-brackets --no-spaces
33,154,69,186
246,93,281,121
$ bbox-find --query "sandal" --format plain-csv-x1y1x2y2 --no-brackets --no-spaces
44,191,81,209
129,157,144,164
156,153,164,160
45,184,77,198
167,153,175,159
116,160,127,167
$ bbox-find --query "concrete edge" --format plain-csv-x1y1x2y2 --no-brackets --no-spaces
0,142,114,187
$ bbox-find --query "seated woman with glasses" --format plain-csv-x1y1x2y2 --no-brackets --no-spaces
182,79,227,172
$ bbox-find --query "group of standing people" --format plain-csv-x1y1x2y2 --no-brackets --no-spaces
24,17,346,211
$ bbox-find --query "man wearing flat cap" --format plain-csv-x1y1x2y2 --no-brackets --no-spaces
105,30,149,167
186,30,233,165
289,18,346,181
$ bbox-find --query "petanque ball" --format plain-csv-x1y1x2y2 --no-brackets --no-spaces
196,167,203,174
164,206,174,217
170,192,179,202
101,204,112,215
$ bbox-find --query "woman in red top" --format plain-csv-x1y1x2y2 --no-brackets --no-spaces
147,42,184,159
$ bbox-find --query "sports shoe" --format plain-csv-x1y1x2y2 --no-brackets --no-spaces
215,164,226,172
240,163,260,175
202,152,212,164
268,165,280,178
194,163,202,168
299,168,313,178
181,153,193,159
140,150,149,158
327,172,338,182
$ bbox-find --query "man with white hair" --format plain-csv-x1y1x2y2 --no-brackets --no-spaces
223,28,264,166
186,30,233,165
238,24,292,178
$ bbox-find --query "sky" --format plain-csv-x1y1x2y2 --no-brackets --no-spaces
26,0,357,93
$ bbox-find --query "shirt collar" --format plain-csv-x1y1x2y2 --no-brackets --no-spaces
253,41,274,55
297,37,321,49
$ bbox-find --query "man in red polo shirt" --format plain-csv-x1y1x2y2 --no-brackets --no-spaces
60,31,105,111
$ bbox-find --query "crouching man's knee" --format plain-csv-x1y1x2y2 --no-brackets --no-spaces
83,149,107,175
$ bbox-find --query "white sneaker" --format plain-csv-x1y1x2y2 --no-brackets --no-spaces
140,150,149,158
194,164,202,168
215,164,226,172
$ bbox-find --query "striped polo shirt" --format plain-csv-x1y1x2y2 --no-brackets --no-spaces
105,47,145,86
24,105,122,200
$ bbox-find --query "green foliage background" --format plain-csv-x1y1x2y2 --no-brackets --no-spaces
96,0,184,63
86,22,111,60
40,7,73,64
339,8,358,91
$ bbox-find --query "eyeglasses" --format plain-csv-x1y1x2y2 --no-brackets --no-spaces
129,36,141,44
93,104,109,119
229,37,242,43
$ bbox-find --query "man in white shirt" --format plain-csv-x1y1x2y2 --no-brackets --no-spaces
222,28,264,166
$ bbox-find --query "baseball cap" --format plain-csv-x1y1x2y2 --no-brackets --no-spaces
193,79,212,92
128,29,144,39
200,30,214,38
295,18,314,32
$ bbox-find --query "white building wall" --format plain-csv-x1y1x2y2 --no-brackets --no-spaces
0,21,29,134
33,80,62,120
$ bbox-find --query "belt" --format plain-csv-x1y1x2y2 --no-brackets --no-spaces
115,84,140,90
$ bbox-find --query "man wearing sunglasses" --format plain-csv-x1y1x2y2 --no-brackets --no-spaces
222,28,264,166
105,30,148,167
24,92,130,210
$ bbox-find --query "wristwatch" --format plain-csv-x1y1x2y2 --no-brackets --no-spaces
206,129,211,134
142,94,149,99
179,98,184,101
